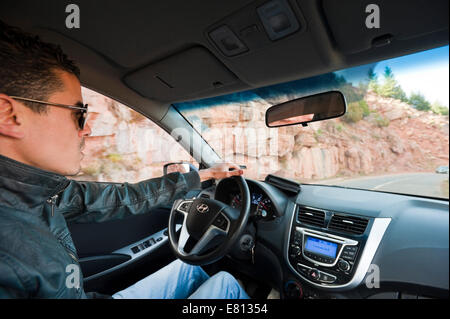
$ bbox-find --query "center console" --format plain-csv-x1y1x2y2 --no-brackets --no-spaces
286,205,391,290
289,227,361,286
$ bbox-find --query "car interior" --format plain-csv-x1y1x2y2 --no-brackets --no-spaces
1,0,448,299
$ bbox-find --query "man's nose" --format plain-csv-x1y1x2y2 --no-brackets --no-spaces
79,122,92,137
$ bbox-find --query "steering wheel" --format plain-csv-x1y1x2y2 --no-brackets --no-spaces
168,175,251,265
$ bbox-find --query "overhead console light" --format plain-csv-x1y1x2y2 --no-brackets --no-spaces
257,0,300,41
209,25,248,57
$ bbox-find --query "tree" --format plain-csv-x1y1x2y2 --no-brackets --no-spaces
368,67,377,81
367,67,379,93
383,66,393,79
378,66,408,102
431,101,449,115
409,92,431,111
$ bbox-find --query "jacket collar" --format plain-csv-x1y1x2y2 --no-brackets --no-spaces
0,154,69,210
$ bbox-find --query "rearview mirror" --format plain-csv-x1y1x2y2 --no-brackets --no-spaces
265,91,346,127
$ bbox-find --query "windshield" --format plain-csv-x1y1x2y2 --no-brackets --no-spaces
175,46,449,199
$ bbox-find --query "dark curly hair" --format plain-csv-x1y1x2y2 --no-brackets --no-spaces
0,20,80,113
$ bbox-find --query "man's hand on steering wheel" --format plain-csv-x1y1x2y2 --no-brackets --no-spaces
198,162,244,181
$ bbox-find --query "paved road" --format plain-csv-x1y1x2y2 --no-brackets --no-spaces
324,173,449,199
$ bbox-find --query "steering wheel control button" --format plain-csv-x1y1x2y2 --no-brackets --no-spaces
213,214,228,231
178,201,192,213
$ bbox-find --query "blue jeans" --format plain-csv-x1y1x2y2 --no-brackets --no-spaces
112,259,250,299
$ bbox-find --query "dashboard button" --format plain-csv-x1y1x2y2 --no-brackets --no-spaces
290,245,301,256
344,245,358,252
308,269,320,281
343,252,356,260
296,264,310,276
338,259,351,272
319,272,336,283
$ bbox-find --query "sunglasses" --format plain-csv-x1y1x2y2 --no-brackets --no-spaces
10,96,89,130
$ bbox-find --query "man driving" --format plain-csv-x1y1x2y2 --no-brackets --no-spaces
0,20,249,299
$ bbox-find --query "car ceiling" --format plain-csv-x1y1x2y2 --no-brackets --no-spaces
0,0,448,123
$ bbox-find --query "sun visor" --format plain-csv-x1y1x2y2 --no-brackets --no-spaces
123,46,238,102
322,0,449,54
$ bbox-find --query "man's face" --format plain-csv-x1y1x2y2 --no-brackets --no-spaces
12,71,91,175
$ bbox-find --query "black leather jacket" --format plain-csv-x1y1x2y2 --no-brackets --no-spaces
0,154,201,298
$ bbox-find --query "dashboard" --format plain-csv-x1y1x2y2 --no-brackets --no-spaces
212,177,288,222
228,190,275,220
206,175,449,299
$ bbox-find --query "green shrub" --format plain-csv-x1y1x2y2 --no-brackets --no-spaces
431,101,449,115
343,101,364,123
375,114,390,127
106,153,123,163
359,100,371,117
314,129,324,141
409,92,431,111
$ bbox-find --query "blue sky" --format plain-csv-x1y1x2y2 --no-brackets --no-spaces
339,45,449,107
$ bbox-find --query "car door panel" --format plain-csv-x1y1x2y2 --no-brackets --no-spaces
66,206,177,294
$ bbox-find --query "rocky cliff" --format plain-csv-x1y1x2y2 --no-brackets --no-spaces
76,88,449,184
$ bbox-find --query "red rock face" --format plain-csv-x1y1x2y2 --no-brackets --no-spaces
75,88,449,184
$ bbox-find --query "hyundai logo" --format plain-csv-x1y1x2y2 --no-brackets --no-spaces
196,204,209,213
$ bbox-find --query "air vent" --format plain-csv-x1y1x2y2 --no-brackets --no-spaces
328,214,369,235
297,208,325,228
200,193,210,199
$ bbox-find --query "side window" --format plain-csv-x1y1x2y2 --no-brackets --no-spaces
74,87,197,183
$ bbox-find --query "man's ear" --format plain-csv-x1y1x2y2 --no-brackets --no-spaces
0,94,25,139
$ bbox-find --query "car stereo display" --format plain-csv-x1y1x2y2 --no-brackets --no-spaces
304,236,338,258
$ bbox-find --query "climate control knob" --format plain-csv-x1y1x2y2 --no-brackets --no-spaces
337,259,350,272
